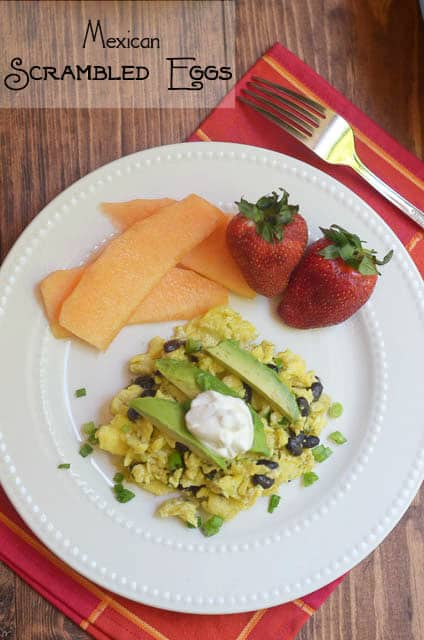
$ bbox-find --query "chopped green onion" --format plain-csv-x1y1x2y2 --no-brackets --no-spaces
82,421,96,436
187,515,202,529
329,431,347,445
75,388,87,398
201,515,224,537
268,494,281,513
57,463,70,469
303,471,319,487
274,357,283,370
185,338,202,354
168,451,184,471
83,422,98,445
79,443,93,457
113,472,124,483
312,444,333,462
328,402,343,418
121,423,130,433
113,483,135,503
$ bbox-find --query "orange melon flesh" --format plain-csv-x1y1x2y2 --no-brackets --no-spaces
59,195,221,350
180,214,256,298
101,198,175,230
128,267,228,324
102,199,254,298
40,267,84,338
40,266,228,334
40,198,172,338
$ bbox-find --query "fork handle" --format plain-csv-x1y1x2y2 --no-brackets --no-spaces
351,153,424,229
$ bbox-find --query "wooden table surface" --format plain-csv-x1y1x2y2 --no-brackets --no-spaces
0,0,423,638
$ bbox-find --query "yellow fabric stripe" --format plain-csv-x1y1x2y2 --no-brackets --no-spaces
235,609,267,640
262,54,424,192
0,511,171,640
195,127,212,141
293,598,315,616
407,230,424,253
80,598,110,630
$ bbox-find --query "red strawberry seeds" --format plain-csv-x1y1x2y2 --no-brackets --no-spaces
227,189,308,297
278,225,393,328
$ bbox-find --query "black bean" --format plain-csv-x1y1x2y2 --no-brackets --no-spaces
141,388,156,398
154,370,162,377
127,407,140,422
266,363,279,372
134,375,156,389
310,381,323,401
256,459,279,469
175,442,189,454
205,470,217,480
181,485,203,495
251,474,275,489
287,435,303,456
243,382,252,404
163,339,185,353
189,355,198,363
302,435,320,448
296,397,310,417
288,427,300,438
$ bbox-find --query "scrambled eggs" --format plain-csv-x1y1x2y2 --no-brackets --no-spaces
96,307,331,526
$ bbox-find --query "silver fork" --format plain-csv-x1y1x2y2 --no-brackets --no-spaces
239,76,424,229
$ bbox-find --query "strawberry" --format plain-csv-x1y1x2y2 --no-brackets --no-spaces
278,224,393,328
226,189,308,297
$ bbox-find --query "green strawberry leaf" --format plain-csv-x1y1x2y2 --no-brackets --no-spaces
235,189,299,243
280,207,297,224
260,222,274,243
256,195,276,208
319,245,340,259
358,255,378,275
339,243,355,261
319,224,393,276
236,198,259,222
375,249,394,266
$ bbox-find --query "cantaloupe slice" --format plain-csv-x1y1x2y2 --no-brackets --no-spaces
40,267,84,338
180,214,256,298
40,198,172,337
129,267,228,324
59,195,221,350
101,198,175,230
41,266,228,334
102,199,254,298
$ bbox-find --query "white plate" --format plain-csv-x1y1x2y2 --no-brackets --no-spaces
0,142,423,614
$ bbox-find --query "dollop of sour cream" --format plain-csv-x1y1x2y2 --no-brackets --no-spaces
185,390,254,459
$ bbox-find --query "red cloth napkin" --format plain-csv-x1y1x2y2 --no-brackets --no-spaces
1,42,423,640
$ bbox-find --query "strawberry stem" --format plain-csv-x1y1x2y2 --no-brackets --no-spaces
235,188,299,243
319,224,393,275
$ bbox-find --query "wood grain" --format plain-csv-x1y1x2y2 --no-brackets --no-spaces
0,0,423,638
0,562,16,639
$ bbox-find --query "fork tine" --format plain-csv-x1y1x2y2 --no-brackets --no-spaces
241,88,315,135
252,76,326,115
248,81,321,126
237,95,309,140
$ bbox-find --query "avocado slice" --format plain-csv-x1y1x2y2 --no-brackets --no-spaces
155,358,270,456
155,359,203,399
206,340,300,421
130,397,228,469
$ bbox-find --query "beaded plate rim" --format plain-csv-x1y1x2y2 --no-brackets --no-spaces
0,141,423,613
